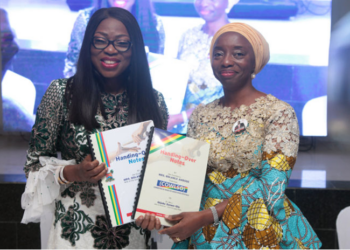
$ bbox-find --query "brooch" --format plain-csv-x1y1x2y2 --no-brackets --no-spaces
233,119,248,134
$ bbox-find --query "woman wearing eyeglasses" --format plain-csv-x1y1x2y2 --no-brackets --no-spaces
64,0,165,78
21,8,168,249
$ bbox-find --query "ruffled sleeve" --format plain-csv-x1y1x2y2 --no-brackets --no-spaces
24,79,66,178
22,79,71,223
21,157,76,224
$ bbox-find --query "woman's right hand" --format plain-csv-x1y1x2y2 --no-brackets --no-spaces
64,154,107,183
135,213,162,231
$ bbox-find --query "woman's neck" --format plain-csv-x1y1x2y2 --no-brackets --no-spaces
221,84,265,110
104,77,125,95
203,16,230,37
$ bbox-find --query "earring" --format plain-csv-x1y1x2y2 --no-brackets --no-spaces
251,73,256,79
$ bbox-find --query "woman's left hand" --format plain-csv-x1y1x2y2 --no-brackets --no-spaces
158,211,208,242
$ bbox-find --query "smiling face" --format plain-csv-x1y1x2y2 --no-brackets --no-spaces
91,17,132,83
194,0,228,22
211,32,255,91
108,0,135,11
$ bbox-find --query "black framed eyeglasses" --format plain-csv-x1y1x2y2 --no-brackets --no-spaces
92,37,132,52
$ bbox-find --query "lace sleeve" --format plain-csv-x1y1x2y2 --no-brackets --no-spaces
24,79,66,178
238,105,299,221
63,9,90,78
187,106,202,138
263,105,299,158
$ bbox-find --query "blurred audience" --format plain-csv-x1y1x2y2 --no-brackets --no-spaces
1,8,35,132
168,0,239,132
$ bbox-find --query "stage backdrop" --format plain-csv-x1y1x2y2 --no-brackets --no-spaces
0,0,331,136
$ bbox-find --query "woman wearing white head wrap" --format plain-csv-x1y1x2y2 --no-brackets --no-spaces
158,23,321,249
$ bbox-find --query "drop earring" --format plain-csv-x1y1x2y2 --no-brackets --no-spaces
251,73,256,79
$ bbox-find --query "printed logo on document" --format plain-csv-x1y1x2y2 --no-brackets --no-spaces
157,180,188,193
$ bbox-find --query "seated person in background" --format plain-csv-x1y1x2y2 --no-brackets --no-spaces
139,22,322,249
64,0,165,77
168,0,239,133
1,8,35,131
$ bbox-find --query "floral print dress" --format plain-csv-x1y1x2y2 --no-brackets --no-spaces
173,95,321,249
24,78,168,249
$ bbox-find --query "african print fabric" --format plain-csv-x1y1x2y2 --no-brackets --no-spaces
173,95,321,249
24,78,168,249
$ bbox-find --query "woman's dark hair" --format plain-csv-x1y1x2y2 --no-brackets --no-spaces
66,7,164,131
96,0,160,53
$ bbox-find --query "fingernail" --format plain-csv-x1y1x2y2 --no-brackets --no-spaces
139,216,143,220
164,215,169,219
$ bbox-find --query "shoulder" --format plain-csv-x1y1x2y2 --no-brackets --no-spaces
262,95,297,121
77,6,95,19
262,94,299,137
41,79,68,105
47,78,68,93
190,99,219,120
153,89,166,107
180,24,204,39
261,95,299,157
186,24,204,34
153,88,163,98
153,14,163,25
35,79,68,117
73,7,95,27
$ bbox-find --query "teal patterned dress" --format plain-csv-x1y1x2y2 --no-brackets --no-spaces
173,95,321,249
24,78,168,249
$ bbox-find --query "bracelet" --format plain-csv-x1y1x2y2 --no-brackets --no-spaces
55,166,63,185
209,206,219,226
57,166,66,185
59,166,72,185
182,111,188,124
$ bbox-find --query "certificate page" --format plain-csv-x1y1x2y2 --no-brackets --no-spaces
90,121,153,227
134,128,210,226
